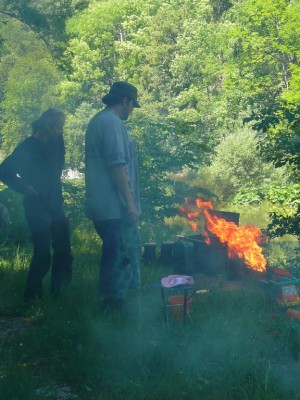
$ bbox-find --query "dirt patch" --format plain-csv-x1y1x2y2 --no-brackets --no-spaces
0,317,30,343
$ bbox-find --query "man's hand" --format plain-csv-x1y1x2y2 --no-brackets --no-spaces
126,200,139,224
110,164,139,224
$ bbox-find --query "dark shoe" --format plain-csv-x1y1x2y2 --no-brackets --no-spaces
23,284,42,303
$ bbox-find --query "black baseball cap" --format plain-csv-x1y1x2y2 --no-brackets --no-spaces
102,81,141,108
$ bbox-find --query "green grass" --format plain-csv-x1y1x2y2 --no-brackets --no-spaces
1,236,300,400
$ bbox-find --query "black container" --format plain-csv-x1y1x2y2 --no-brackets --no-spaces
225,256,245,280
186,234,228,275
159,241,175,266
201,209,241,276
143,243,157,264
204,210,240,231
172,241,195,274
187,234,248,279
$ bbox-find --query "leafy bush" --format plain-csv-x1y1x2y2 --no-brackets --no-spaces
0,184,29,245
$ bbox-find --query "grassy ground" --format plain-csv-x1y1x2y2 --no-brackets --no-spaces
1,234,300,400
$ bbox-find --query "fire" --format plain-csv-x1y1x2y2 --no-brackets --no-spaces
180,198,268,272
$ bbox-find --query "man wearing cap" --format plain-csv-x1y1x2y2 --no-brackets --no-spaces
85,81,141,313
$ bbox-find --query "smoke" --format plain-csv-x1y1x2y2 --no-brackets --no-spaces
86,285,300,398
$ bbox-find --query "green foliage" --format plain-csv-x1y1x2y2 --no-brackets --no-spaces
0,0,49,32
169,13,235,133
0,0,90,57
265,184,300,207
267,210,300,240
198,127,286,202
64,102,97,170
245,103,300,171
59,0,132,109
233,189,264,206
224,0,296,109
244,102,300,239
62,178,86,222
266,183,300,238
131,116,202,222
0,179,91,246
263,240,299,270
0,21,62,155
232,184,300,239
209,0,232,20
1,0,300,240
0,185,29,244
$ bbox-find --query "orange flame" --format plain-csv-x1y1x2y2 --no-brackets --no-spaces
179,197,202,224
180,198,268,272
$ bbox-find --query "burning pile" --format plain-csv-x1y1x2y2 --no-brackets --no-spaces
180,198,268,272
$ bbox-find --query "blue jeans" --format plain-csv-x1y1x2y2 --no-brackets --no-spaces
93,219,141,300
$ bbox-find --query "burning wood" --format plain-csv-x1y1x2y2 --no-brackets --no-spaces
180,198,268,272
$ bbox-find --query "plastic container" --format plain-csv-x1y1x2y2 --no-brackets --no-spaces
277,284,300,306
167,295,192,321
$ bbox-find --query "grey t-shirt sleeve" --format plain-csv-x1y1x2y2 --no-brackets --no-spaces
101,118,129,167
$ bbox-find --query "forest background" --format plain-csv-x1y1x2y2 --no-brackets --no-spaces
1,2,300,399
0,0,299,249
0,0,300,400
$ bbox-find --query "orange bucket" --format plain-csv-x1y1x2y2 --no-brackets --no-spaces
168,295,192,321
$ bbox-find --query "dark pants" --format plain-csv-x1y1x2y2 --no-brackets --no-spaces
93,219,140,300
24,205,73,301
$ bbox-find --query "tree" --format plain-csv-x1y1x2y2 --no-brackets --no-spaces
223,0,300,111
64,101,97,170
59,0,215,222
222,0,300,238
0,0,49,40
0,22,62,155
0,0,90,57
58,0,132,111
245,102,300,239
197,126,287,202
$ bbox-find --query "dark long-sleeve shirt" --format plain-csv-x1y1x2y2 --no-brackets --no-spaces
0,136,65,213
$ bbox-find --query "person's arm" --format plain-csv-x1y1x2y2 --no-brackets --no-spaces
0,152,38,196
110,163,138,224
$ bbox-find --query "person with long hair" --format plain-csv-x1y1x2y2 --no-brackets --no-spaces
0,108,72,301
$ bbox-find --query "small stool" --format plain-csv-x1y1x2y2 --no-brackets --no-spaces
152,282,196,327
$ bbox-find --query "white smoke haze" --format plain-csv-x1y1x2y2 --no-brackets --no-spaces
87,282,300,399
